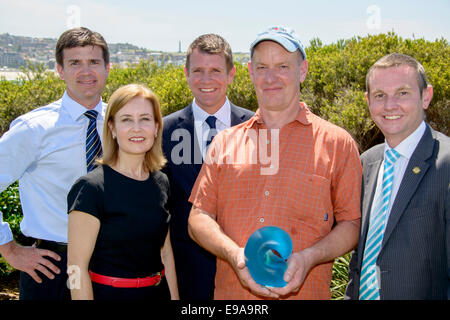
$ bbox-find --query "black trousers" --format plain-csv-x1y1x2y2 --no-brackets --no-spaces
19,241,70,301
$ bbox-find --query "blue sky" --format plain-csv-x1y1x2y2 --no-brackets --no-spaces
0,0,448,52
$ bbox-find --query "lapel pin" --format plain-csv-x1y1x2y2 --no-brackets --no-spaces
412,167,421,174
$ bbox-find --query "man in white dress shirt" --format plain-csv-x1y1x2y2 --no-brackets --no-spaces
0,27,110,300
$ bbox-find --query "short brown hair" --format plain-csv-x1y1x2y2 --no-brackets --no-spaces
55,27,109,67
98,84,166,173
366,53,429,96
186,34,234,72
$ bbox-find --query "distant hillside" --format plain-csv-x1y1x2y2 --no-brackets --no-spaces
0,33,190,69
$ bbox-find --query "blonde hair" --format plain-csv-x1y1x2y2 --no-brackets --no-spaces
98,84,166,172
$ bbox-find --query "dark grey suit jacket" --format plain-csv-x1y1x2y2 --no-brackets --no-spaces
162,102,254,300
346,124,450,300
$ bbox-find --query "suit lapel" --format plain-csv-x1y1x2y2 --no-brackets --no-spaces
358,149,383,267
381,125,435,248
176,104,203,171
230,103,247,126
361,159,382,236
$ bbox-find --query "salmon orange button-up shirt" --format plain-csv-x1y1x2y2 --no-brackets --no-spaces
189,103,362,299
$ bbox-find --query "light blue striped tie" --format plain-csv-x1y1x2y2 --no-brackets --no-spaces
359,148,400,300
84,110,102,172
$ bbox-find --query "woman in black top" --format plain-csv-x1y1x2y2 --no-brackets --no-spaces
67,84,178,300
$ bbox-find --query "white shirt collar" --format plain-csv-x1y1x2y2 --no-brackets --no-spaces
62,91,104,121
384,121,426,160
192,98,231,127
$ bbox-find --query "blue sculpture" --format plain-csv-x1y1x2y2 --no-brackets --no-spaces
244,226,293,287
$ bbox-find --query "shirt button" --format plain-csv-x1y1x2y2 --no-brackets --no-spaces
259,218,265,223
265,191,270,196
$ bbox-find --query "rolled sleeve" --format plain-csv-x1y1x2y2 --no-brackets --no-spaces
332,135,363,223
0,211,14,245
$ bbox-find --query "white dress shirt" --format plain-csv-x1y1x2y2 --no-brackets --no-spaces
192,98,231,159
0,91,105,244
370,121,426,223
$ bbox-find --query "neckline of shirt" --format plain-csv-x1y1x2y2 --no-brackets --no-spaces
384,121,426,161
192,98,231,127
62,91,104,121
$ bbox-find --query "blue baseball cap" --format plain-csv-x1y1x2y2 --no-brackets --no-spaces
250,26,306,60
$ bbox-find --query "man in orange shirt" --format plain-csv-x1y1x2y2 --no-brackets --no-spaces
188,26,362,299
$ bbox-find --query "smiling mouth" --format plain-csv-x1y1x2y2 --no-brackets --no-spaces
200,88,216,93
263,86,282,92
129,137,145,142
384,115,401,120
78,80,97,86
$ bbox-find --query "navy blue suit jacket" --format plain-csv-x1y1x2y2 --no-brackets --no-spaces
162,102,254,300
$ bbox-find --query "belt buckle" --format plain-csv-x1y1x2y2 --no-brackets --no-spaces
154,272,162,286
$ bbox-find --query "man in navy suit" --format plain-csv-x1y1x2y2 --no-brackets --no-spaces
162,34,254,300
346,53,449,300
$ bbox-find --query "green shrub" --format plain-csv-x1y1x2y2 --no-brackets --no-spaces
331,253,351,300
0,183,22,241
304,32,449,151
0,63,65,134
0,183,24,279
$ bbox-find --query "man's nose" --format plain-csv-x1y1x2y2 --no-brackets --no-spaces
264,69,277,83
80,62,93,74
384,95,399,110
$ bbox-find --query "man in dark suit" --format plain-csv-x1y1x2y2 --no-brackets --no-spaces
346,53,449,300
162,34,254,300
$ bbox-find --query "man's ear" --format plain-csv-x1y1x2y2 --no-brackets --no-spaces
247,61,254,82
56,63,64,80
299,59,308,83
227,65,236,84
422,85,433,110
184,66,189,81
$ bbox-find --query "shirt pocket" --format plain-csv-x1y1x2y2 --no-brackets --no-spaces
281,168,333,239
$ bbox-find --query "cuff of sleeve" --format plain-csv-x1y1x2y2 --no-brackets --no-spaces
189,196,217,219
0,212,14,245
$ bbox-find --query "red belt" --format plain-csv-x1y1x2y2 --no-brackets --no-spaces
89,269,164,288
